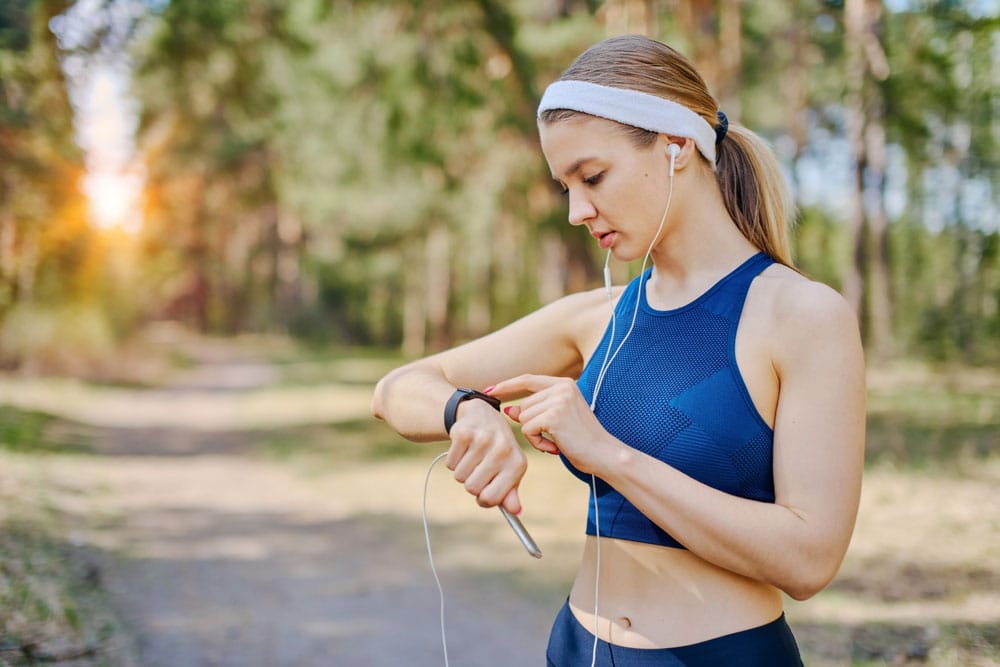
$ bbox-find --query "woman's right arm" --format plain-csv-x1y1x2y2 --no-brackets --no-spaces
371,288,607,440
370,288,610,512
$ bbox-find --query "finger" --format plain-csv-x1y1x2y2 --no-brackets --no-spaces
533,437,560,455
519,412,561,449
502,405,522,422
488,374,564,401
452,434,492,484
503,404,557,453
445,433,470,471
468,455,521,507
451,446,480,483
512,399,548,427
477,469,514,509
461,443,515,498
521,428,558,454
501,487,521,515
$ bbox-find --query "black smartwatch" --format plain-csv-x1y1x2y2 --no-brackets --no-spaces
443,387,501,434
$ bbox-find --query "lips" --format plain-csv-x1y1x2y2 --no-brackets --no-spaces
593,230,617,249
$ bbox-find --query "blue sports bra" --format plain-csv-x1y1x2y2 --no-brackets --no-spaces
566,252,776,549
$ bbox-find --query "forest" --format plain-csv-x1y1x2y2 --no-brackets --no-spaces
0,0,997,371
1,2,1000,665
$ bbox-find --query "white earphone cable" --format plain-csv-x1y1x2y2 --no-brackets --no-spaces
586,147,676,667
423,451,451,667
422,149,678,667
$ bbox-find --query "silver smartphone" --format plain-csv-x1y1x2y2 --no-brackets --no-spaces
499,506,543,558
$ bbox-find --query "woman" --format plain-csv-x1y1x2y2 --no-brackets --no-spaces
371,35,865,666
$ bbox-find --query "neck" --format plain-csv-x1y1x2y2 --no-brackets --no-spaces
646,170,758,296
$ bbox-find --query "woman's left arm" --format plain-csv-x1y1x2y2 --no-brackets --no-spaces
493,280,866,601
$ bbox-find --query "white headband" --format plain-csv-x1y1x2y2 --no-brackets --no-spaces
537,80,717,166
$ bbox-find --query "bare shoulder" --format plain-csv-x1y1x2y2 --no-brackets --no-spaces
540,285,622,349
753,264,863,369
759,265,856,326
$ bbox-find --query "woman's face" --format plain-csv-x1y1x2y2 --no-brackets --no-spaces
539,115,672,262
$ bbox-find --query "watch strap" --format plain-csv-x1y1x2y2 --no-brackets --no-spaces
443,388,501,434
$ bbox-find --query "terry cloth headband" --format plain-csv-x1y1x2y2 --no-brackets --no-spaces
537,79,718,167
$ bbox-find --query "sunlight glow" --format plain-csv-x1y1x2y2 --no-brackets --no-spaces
83,170,143,232
73,61,144,233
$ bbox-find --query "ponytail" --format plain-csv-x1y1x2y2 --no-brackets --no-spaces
715,124,795,266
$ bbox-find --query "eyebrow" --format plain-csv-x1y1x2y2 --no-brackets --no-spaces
551,157,597,182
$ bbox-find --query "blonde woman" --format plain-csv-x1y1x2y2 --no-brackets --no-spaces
372,35,865,666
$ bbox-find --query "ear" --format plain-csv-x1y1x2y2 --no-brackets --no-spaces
659,135,697,170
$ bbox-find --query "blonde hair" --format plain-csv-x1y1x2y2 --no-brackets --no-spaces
539,35,794,266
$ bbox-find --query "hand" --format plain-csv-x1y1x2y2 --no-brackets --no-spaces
488,375,618,475
445,398,527,514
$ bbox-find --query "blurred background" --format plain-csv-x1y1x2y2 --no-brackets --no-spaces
0,1,998,666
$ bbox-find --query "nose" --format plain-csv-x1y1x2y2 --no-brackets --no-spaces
567,189,597,227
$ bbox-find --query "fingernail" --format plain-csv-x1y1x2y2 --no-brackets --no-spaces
483,385,495,394
503,406,514,417
515,506,523,515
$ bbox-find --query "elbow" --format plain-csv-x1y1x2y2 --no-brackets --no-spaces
783,578,827,602
371,368,399,421
370,373,392,421
779,556,841,602
370,381,385,420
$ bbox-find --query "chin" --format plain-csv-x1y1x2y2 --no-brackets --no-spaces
610,246,644,264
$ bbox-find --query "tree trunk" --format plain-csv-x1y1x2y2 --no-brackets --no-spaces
402,242,426,358
601,0,657,37
425,224,451,351
864,102,894,357
16,227,38,305
843,0,866,317
537,232,568,306
716,0,741,118
0,182,15,286
844,0,892,357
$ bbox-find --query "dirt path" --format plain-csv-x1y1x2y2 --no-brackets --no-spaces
14,352,573,666
7,348,999,666
73,455,558,667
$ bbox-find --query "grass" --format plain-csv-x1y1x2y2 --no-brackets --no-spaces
0,406,94,456
0,521,119,666
865,360,999,467
0,456,126,667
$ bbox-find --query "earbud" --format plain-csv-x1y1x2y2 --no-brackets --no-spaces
667,143,680,179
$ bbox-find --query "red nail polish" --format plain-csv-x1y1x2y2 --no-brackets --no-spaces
483,385,495,394
503,406,514,417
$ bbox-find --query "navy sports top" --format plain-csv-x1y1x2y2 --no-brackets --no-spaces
567,252,776,549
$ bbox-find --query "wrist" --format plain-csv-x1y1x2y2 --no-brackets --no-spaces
592,435,632,480
456,396,502,423
443,387,501,434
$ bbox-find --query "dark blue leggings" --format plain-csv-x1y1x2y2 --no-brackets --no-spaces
546,600,803,666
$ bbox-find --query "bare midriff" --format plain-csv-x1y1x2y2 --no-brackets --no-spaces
567,536,783,648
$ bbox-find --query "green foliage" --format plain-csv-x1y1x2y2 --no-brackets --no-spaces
792,205,848,290
1,0,999,364
0,0,134,374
